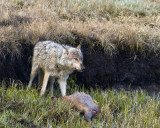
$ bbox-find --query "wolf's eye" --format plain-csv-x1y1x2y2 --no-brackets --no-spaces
75,58,78,61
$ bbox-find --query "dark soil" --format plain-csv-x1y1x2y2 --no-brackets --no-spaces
0,40,160,92
76,44,160,92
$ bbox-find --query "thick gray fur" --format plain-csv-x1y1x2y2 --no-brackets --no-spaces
28,41,84,96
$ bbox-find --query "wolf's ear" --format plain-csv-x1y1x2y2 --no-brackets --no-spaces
62,45,69,54
77,44,81,49
65,48,69,54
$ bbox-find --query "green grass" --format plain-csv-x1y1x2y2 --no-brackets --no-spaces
0,82,159,127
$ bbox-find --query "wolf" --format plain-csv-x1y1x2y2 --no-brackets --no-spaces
52,92,101,121
27,41,85,96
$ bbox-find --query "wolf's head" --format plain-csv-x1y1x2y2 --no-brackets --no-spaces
62,44,85,72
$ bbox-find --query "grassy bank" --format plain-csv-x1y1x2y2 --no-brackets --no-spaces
0,82,159,127
0,0,160,57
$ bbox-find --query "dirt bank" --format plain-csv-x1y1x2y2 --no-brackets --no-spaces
0,40,160,91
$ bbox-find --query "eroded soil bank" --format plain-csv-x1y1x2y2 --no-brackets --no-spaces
0,41,160,93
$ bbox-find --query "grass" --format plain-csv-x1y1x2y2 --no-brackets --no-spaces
0,81,159,127
0,0,160,58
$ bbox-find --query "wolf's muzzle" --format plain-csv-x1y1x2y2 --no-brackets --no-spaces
81,64,85,72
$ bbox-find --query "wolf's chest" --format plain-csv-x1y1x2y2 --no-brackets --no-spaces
49,66,72,78
50,70,71,78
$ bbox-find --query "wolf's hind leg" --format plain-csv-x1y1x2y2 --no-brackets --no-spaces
28,65,38,89
40,71,50,96
38,68,44,88
49,77,55,97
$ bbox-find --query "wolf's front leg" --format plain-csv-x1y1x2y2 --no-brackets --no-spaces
58,78,67,96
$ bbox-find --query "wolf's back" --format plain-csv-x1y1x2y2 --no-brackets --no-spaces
33,41,63,59
32,41,64,70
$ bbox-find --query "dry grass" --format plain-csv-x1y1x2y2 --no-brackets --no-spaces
0,0,160,58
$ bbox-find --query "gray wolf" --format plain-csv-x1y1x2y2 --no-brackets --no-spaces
52,92,101,121
28,41,85,96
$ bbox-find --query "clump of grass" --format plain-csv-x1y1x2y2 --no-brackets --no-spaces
0,82,159,127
